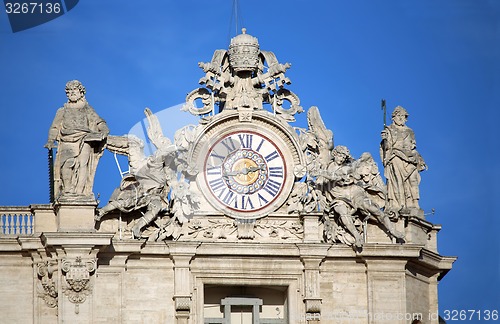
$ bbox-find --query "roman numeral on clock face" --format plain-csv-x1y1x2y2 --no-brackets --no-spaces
269,166,284,178
262,178,281,197
221,190,236,205
241,195,255,210
206,165,221,175
265,150,279,162
208,177,225,191
206,178,260,211
238,133,253,149
209,151,225,162
220,138,237,152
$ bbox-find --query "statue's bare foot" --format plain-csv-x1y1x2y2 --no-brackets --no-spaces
132,218,147,239
132,225,142,239
94,209,103,221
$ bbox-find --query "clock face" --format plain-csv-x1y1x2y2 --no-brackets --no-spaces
203,131,287,216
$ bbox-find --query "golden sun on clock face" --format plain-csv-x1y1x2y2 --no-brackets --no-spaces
203,131,286,215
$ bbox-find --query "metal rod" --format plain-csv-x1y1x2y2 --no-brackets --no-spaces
47,148,54,203
381,99,387,127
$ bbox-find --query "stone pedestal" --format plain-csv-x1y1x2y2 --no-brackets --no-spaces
55,199,97,232
401,216,442,253
301,213,322,243
31,204,57,232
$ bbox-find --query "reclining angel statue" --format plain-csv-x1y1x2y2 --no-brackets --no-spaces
300,106,404,248
95,108,198,239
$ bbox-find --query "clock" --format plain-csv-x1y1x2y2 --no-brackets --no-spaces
202,131,287,218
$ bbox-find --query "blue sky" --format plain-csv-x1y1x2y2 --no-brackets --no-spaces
1,0,499,316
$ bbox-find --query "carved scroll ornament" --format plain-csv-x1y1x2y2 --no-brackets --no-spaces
61,256,97,314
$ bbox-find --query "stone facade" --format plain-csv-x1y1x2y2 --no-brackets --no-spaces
0,207,454,323
0,30,455,324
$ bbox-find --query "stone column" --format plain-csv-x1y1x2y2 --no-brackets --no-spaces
92,240,143,323
428,273,440,324
41,232,113,324
365,259,408,324
298,244,329,323
18,237,58,324
168,242,199,324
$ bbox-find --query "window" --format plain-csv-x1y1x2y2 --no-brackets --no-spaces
204,285,287,324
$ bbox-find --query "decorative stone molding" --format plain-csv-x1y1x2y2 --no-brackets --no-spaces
305,312,321,322
299,245,329,320
174,296,191,311
236,218,255,239
169,243,199,322
238,110,253,122
61,256,96,314
183,217,303,241
305,298,322,313
36,260,58,308
255,219,303,240
183,29,302,122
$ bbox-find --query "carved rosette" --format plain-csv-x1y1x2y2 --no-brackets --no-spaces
36,260,58,308
61,256,97,314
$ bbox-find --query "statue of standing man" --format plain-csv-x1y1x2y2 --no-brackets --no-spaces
45,80,109,201
380,106,426,214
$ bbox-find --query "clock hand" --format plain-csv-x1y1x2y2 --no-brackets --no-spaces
246,165,266,173
222,165,265,177
222,170,240,177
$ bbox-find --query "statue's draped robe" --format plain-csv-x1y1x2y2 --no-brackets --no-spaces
383,124,422,209
47,103,108,197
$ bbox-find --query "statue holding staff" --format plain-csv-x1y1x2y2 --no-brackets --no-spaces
45,80,109,200
380,106,426,212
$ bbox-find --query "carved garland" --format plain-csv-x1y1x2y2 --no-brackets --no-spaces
36,260,58,308
185,217,304,241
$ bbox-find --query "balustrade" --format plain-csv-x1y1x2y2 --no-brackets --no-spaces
0,207,34,235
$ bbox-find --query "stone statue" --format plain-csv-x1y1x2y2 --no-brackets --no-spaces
319,145,354,209
95,134,176,238
301,107,403,247
328,145,355,174
96,108,199,239
286,181,317,214
324,160,404,248
353,152,387,212
296,106,335,211
380,106,427,213
44,80,109,200
183,28,303,122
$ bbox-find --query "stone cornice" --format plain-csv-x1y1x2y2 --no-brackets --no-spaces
17,236,44,250
41,232,114,247
418,248,457,271
195,241,300,257
0,237,22,251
